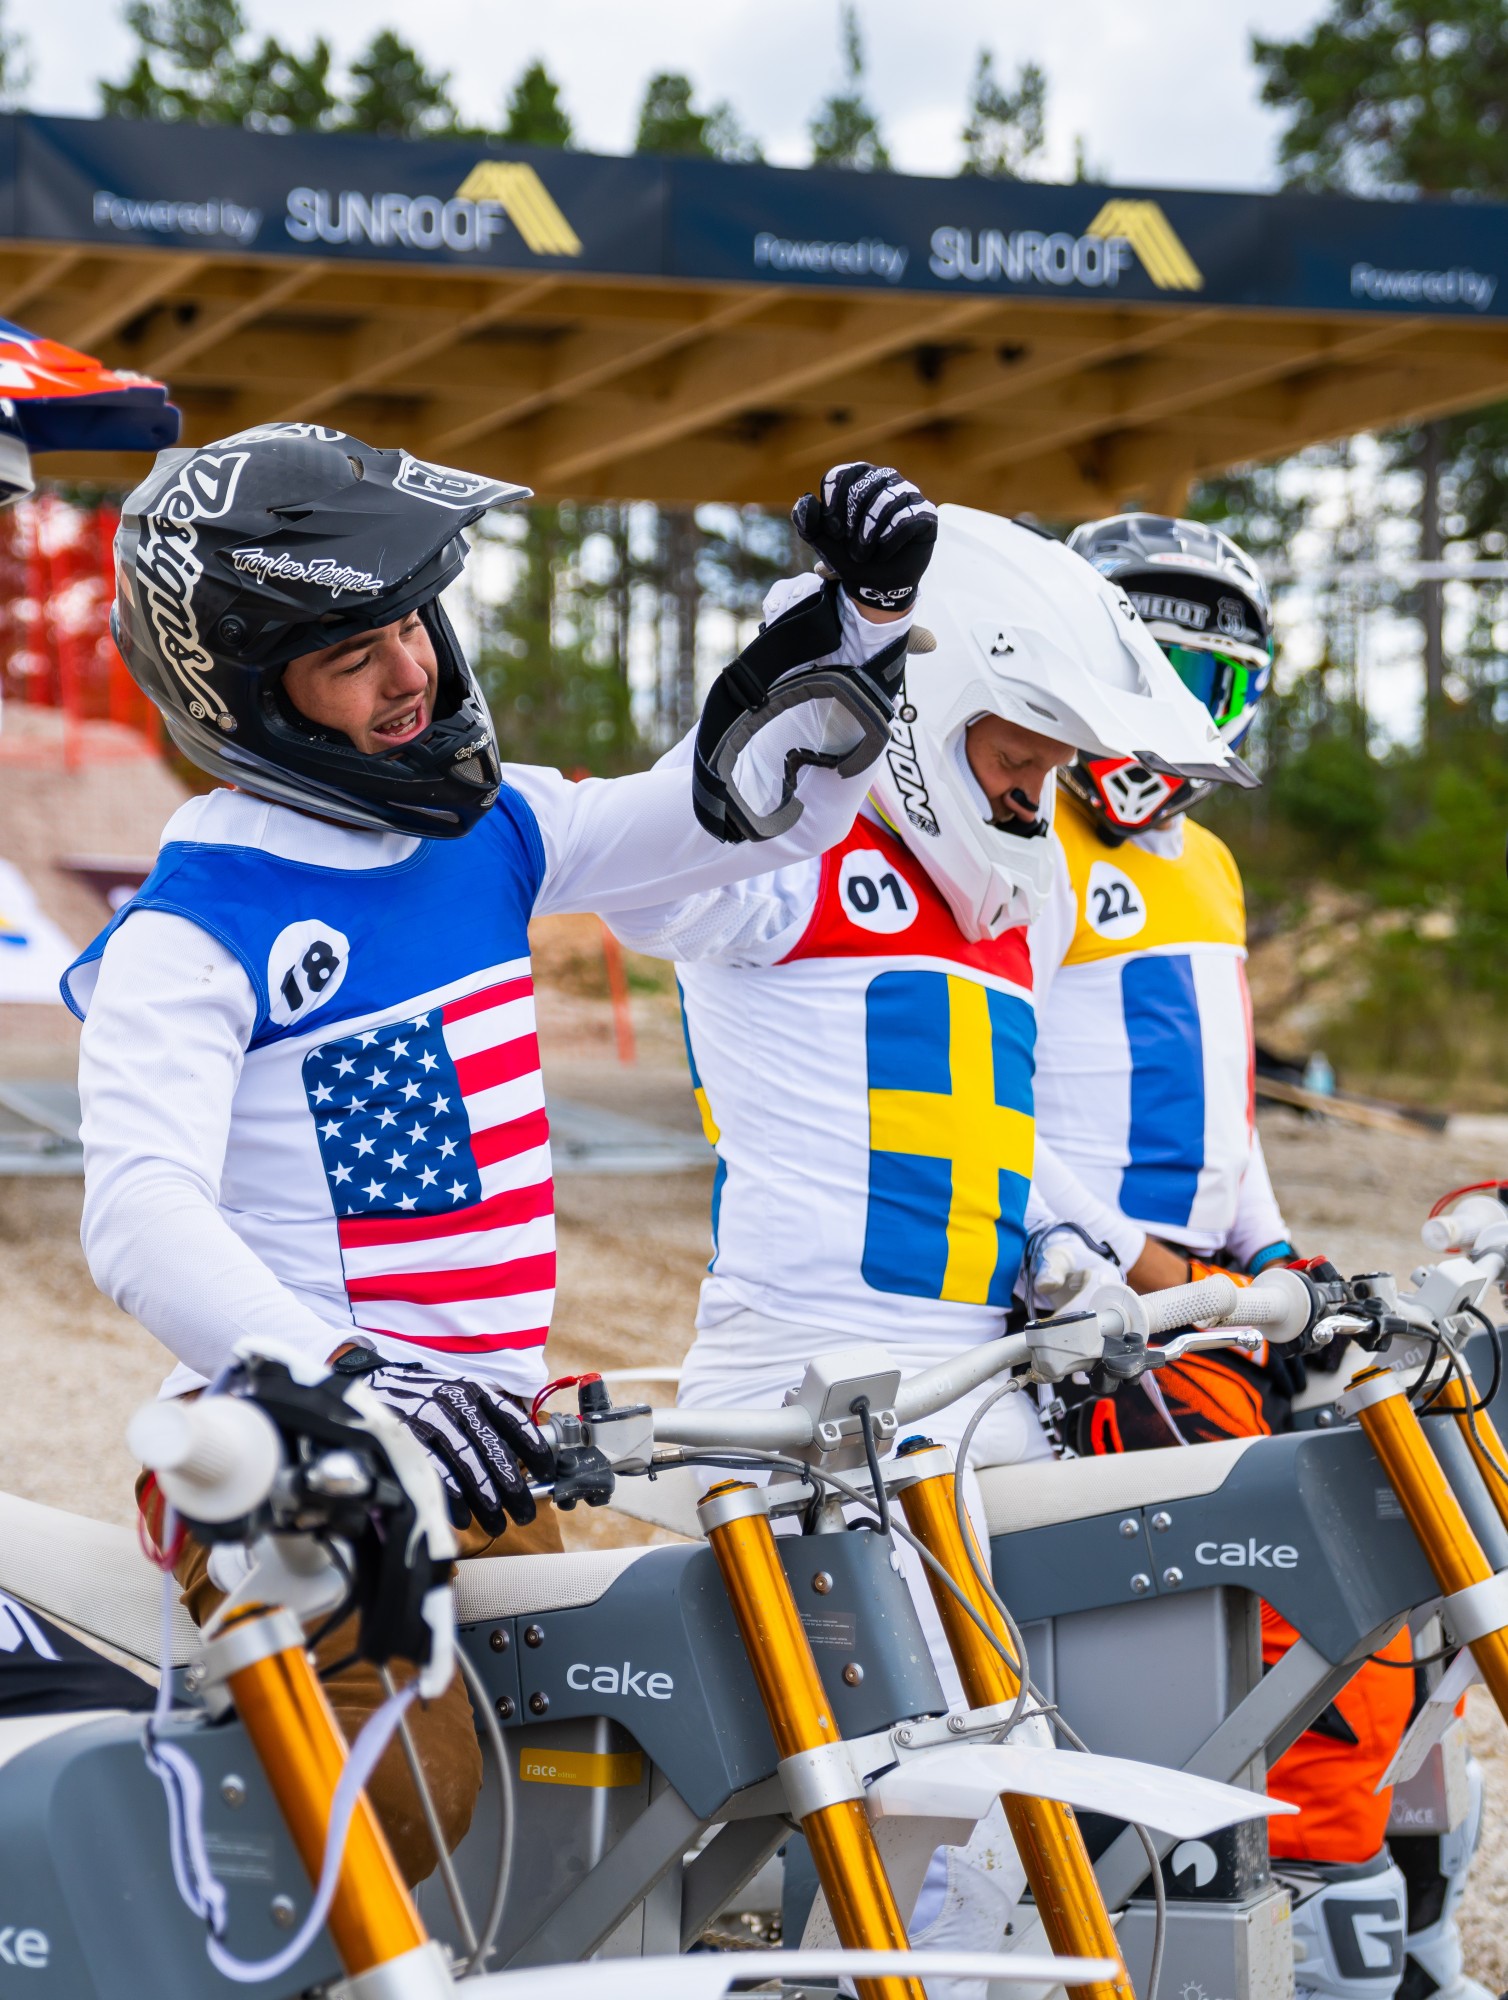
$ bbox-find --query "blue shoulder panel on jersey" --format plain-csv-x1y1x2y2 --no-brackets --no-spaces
1118,952,1204,1228
60,784,547,1036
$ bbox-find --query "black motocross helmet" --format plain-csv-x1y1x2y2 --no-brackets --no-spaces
113,424,529,838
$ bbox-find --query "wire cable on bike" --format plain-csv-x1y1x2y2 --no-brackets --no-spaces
382,1662,479,1961
953,1378,1037,1741
1460,1304,1503,1413
1434,1324,1508,1494
850,1395,891,1538
456,1641,513,1978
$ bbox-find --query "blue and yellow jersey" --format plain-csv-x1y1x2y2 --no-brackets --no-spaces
1032,797,1260,1249
676,813,1036,1345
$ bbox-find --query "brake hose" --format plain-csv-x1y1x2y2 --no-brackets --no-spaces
145,1566,417,1987
850,1396,891,1537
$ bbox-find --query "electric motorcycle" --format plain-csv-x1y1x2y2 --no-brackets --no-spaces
3,1199,1507,1999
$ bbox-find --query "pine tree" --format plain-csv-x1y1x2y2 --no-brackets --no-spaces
1254,0,1508,739
339,30,458,137
100,0,337,129
634,72,760,161
502,59,573,147
1254,0,1508,198
473,506,636,772
959,50,1045,179
809,6,890,170
0,2,29,108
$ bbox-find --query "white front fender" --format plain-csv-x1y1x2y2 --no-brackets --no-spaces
867,1741,1296,1839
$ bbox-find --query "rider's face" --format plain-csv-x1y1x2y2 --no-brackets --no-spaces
282,611,438,755
964,713,1074,825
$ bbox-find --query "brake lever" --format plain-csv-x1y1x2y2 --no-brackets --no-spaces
1154,1328,1265,1366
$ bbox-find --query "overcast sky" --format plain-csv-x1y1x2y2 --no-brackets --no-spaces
25,0,1330,189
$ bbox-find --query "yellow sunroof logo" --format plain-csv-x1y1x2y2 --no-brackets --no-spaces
454,163,582,258
1085,200,1203,291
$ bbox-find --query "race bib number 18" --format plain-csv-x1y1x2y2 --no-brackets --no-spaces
267,919,351,1028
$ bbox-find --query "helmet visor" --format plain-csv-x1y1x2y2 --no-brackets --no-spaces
1164,644,1265,731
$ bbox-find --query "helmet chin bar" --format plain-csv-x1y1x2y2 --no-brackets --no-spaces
1089,755,1188,831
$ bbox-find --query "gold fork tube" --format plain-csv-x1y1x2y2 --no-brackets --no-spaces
1433,1369,1508,1535
1352,1367,1508,1725
217,1605,428,1978
699,1482,925,2000
896,1444,1132,2000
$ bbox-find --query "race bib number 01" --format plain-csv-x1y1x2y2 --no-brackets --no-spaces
267,919,351,1029
1084,860,1146,942
838,849,919,935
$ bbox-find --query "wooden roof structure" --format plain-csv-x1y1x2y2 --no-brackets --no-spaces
9,113,1508,514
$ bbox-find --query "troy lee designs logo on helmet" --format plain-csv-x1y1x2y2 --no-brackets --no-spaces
394,453,500,509
136,450,250,729
886,705,940,834
228,547,387,597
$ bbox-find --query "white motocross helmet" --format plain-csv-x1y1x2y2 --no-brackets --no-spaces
867,504,1250,939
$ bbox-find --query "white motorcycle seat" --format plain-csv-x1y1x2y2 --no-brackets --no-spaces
0,1490,198,1668
0,1489,657,1669
979,1435,1256,1534
609,1436,1260,1544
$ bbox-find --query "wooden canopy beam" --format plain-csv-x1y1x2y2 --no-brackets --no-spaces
521,294,1002,487
53,253,209,354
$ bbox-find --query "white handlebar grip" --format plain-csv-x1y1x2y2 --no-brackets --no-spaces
1422,1197,1505,1255
1219,1268,1315,1344
127,1396,283,1524
1144,1273,1237,1336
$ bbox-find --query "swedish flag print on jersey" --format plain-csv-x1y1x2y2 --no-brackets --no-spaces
863,969,1034,1305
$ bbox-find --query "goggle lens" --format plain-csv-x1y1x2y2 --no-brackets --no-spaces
1164,645,1259,729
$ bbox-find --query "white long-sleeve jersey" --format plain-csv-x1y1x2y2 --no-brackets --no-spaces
69,593,899,1400
607,753,1049,1468
1027,796,1288,1270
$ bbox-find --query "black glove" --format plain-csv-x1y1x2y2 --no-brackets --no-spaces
356,1360,556,1535
792,462,937,614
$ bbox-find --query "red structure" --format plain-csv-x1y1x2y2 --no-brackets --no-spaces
0,496,160,768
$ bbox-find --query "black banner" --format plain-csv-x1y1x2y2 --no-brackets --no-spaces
3,112,1505,321
12,116,665,276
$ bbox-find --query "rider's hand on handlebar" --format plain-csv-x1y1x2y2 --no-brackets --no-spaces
345,1358,557,1536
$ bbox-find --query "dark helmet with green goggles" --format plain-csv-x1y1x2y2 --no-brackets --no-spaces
1061,512,1272,838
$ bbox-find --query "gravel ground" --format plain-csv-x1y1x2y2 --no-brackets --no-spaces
3,1057,1507,1978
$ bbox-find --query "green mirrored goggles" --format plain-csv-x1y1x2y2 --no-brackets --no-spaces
1164,644,1266,730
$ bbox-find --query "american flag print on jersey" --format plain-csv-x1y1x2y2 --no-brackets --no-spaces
301,969,555,1357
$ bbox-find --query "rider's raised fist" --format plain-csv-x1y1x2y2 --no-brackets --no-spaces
792,463,937,614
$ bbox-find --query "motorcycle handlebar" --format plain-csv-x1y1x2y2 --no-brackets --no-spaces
649,1405,822,1451
128,1396,283,1524
1141,1272,1241,1336
647,1330,1038,1452
628,1276,1306,1459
